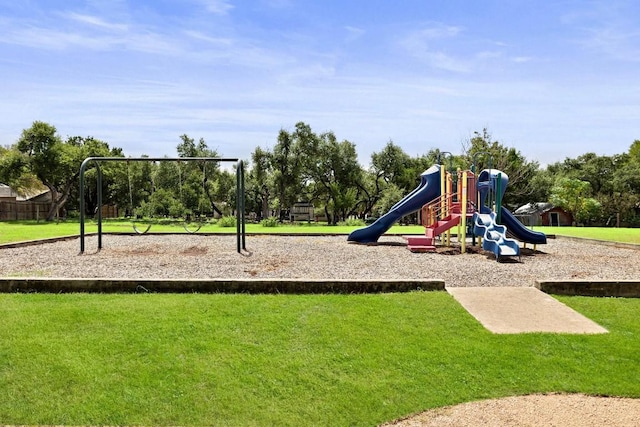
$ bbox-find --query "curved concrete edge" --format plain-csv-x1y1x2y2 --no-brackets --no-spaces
0,234,80,249
536,280,640,298
0,278,445,294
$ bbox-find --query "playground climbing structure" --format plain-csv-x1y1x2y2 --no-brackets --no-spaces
406,169,476,253
348,160,546,261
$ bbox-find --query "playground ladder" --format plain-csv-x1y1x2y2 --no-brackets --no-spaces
406,193,475,253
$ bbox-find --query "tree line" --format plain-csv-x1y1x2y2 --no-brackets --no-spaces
1,121,639,226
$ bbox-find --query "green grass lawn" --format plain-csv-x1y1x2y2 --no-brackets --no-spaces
537,226,640,244
0,292,638,426
0,219,425,244
3,220,639,245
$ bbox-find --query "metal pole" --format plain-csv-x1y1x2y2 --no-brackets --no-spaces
79,156,241,253
96,162,103,250
236,160,241,253
79,157,93,253
496,172,502,224
240,160,246,250
461,171,468,253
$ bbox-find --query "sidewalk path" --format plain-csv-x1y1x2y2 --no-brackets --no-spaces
447,287,608,334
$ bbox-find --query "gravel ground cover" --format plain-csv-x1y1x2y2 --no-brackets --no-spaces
1,234,638,286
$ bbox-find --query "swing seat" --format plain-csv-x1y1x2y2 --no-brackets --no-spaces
132,221,152,234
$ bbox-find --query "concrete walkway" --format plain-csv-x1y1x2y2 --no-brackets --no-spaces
447,287,608,334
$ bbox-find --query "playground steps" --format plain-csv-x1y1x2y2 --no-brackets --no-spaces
425,214,462,239
405,236,436,253
406,214,463,252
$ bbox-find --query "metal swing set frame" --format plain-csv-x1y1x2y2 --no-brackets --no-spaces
79,157,246,254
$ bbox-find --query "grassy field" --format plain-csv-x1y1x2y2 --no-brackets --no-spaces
0,219,425,244
0,292,638,426
537,226,640,244
1,219,639,244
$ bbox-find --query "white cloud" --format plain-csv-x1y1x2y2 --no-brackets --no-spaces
475,51,502,60
63,12,129,32
184,30,233,46
562,0,640,62
581,27,640,61
398,23,470,72
344,26,365,42
195,0,234,15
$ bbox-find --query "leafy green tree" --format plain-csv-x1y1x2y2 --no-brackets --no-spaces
576,197,602,225
371,142,412,188
364,143,443,223
249,147,273,220
0,146,45,195
628,140,640,163
351,142,410,220
375,182,403,217
463,129,540,207
124,159,155,216
351,170,386,219
271,123,311,219
547,150,640,226
176,134,223,216
210,169,236,216
142,188,184,218
550,178,599,225
13,122,115,220
304,131,361,224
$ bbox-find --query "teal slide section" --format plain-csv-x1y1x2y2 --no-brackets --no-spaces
347,165,441,243
476,169,546,245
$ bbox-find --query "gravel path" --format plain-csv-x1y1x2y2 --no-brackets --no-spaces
382,393,640,427
1,234,638,286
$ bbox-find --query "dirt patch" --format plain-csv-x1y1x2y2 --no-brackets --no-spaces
180,245,208,256
382,393,640,427
113,244,165,256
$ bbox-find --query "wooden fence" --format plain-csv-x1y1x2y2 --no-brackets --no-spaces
0,202,119,220
0,201,53,221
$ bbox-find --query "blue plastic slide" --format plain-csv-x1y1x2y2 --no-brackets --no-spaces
347,165,441,243
474,212,520,259
501,207,547,244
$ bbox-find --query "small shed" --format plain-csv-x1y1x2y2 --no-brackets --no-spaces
0,184,19,201
541,206,573,226
514,203,573,226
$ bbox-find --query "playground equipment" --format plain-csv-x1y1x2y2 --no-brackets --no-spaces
348,159,546,261
404,168,476,252
79,157,246,253
474,212,520,259
472,169,546,260
347,164,441,244
125,160,210,234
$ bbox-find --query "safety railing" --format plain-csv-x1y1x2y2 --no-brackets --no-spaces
421,193,454,228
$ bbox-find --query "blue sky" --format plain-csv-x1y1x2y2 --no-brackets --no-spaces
1,0,639,167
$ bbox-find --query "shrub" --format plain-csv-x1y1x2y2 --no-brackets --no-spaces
341,218,366,227
218,216,237,228
260,216,279,228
